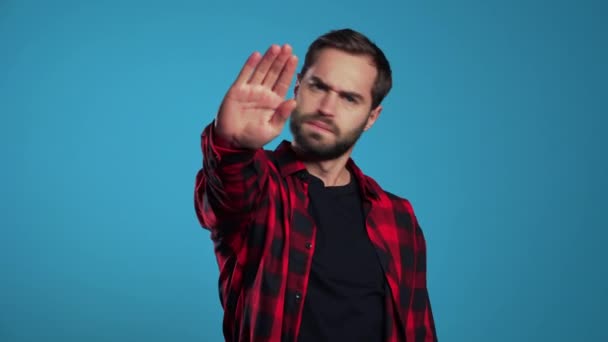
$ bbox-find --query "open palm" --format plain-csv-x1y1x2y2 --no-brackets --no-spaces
215,44,298,149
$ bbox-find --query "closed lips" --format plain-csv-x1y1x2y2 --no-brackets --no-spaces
306,120,334,133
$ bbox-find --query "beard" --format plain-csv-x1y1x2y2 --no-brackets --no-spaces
289,110,367,161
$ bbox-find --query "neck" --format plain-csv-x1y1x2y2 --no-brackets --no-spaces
298,150,353,187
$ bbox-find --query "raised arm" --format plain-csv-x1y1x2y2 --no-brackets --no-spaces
195,44,298,240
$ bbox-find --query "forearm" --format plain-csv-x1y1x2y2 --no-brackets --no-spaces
194,122,265,233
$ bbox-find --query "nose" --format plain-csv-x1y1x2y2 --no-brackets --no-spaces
318,91,338,116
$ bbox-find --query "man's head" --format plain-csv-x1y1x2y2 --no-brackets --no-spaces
290,28,392,160
300,29,392,110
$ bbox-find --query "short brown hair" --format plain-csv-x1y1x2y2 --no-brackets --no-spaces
300,28,392,109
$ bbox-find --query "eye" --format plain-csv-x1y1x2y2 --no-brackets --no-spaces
342,94,358,104
309,82,324,91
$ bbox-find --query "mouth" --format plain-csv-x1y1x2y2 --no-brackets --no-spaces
304,120,334,133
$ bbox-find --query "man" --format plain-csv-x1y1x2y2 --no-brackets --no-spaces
194,28,437,341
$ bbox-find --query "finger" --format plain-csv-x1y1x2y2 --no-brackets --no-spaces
262,44,292,87
271,99,296,129
233,51,262,86
249,44,281,85
273,55,298,98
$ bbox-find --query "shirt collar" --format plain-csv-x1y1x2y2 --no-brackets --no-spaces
273,140,381,200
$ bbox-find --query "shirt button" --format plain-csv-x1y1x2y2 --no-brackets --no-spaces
305,242,312,249
295,292,302,301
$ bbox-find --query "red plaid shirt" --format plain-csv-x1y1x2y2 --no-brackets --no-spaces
194,123,437,341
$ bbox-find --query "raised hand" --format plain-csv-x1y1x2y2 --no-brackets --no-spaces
214,44,298,149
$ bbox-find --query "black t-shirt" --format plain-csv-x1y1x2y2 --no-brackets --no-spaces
298,173,386,342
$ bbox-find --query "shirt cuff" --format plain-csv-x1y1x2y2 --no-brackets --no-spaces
201,122,257,165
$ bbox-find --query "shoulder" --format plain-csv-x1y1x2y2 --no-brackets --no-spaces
363,174,417,214
363,174,422,231
262,149,283,171
384,190,416,216
363,175,430,255
263,149,278,162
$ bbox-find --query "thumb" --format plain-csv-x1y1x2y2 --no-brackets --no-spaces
271,99,296,128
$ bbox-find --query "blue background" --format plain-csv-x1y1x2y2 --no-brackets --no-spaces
1,0,606,341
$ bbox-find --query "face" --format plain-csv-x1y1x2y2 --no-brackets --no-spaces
290,48,382,160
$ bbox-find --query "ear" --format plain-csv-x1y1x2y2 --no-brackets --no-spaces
364,105,382,131
294,73,302,98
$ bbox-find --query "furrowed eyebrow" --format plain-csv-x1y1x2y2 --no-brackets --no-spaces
309,76,329,89
309,76,365,103
339,90,364,103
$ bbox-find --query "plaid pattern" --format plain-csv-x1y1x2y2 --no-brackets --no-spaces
195,123,437,341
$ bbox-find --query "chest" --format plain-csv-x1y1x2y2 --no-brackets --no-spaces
307,182,385,288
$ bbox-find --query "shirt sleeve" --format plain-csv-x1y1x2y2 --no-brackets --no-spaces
194,121,268,244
